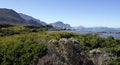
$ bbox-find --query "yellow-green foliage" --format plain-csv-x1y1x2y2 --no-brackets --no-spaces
0,40,47,65
0,32,79,45
5,26,26,30
0,25,120,65
0,32,44,44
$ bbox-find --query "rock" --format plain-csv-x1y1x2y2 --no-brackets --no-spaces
89,49,114,65
37,38,94,65
89,49,101,54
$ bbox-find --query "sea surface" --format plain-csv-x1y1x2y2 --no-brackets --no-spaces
75,30,120,39
48,30,120,39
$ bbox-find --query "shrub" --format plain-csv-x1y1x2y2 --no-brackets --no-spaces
0,40,47,65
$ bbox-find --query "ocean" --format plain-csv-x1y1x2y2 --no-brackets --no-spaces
48,30,120,39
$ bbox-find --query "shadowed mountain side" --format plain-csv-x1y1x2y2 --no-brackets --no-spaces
0,8,43,26
0,8,25,24
19,13,47,26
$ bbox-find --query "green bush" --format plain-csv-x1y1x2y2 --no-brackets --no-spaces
0,40,47,65
109,57,120,65
0,26,120,65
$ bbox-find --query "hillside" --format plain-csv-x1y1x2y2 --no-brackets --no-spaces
19,13,47,26
0,8,25,24
0,8,42,26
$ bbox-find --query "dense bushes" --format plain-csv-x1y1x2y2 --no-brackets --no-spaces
73,34,120,65
0,24,13,28
0,25,120,65
0,40,47,65
0,25,47,37
109,57,120,65
74,33,120,50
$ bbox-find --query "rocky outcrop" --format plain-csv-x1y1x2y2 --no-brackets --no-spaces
89,49,115,65
35,38,115,65
37,38,94,65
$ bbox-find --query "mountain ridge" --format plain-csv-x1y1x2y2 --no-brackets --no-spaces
0,8,26,25
50,21,71,28
19,13,47,26
0,8,43,26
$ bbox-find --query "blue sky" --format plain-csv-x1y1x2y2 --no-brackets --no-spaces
0,0,120,28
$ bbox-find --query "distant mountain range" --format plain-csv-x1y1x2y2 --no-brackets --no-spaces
72,26,120,32
0,8,120,32
0,8,71,28
0,8,47,26
19,13,47,26
0,8,26,25
50,21,71,28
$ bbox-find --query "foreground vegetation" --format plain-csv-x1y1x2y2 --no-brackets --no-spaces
0,25,120,65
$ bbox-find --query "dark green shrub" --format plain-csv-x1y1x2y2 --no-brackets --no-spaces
0,40,47,65
109,58,120,65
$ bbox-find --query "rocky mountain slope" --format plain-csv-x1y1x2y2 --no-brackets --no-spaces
0,8,71,28
0,8,42,26
19,13,47,26
0,8,25,24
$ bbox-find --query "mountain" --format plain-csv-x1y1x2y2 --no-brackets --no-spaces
19,13,47,26
39,21,47,26
72,26,120,32
88,27,120,32
72,26,86,30
50,21,71,28
0,8,42,26
0,8,26,25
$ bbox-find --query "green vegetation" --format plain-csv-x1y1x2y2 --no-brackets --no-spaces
0,40,47,65
0,24,51,37
0,25,120,65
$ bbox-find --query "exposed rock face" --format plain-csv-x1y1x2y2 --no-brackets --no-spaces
37,38,94,65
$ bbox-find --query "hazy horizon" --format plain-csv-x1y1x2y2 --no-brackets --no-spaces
0,0,120,28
